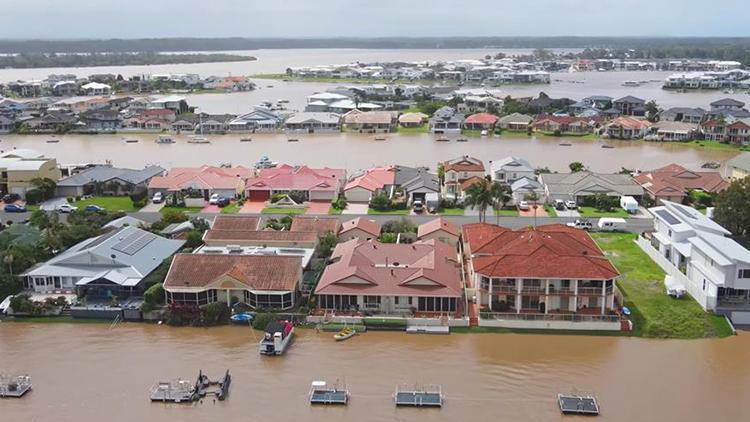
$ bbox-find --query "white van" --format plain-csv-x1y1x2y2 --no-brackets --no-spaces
597,217,627,232
619,196,639,214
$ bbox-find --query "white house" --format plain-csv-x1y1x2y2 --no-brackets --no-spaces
639,201,750,323
490,156,535,184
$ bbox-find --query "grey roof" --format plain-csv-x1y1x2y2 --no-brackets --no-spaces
57,165,165,187
614,96,645,104
490,156,534,174
658,201,731,236
585,95,613,102
660,107,707,118
21,226,184,285
710,98,745,107
541,172,644,197
393,165,439,193
160,221,194,236
103,216,148,230
511,177,543,192
727,152,750,172
285,112,340,125
496,113,532,125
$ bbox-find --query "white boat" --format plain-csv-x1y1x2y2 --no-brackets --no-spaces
122,137,139,143
155,135,174,144
480,130,488,137
254,155,278,169
259,321,294,356
622,80,641,87
46,138,60,143
333,327,356,342
187,136,210,144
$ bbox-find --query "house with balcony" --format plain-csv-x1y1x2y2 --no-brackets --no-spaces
227,107,285,132
659,107,707,124
284,112,341,133
604,116,652,139
462,223,622,330
440,156,485,201
429,106,464,134
726,119,750,145
490,156,534,184
638,201,750,323
613,96,646,117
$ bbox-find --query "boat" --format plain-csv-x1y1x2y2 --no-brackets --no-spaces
287,138,299,142
240,137,253,142
622,80,641,87
374,136,387,141
150,370,231,403
456,138,468,142
559,142,572,146
46,138,60,143
230,312,255,324
436,137,450,142
333,327,356,341
254,155,278,169
394,384,443,408
480,130,488,137
601,144,615,149
122,137,139,143
0,375,32,398
277,99,289,104
259,320,294,356
701,161,721,169
187,136,210,144
309,380,349,405
558,393,600,415
155,135,174,144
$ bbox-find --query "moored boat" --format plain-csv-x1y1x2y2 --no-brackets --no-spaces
333,327,356,341
122,137,139,143
240,137,253,142
155,135,174,144
46,138,60,143
259,320,294,356
254,155,277,169
0,375,32,398
187,136,210,144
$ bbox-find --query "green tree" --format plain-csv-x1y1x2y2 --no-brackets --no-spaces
369,192,391,211
184,231,204,249
29,177,57,200
317,231,338,259
464,177,496,223
714,177,750,244
569,162,586,172
29,209,50,229
645,100,660,122
491,182,512,225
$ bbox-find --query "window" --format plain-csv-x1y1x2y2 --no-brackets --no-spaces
738,269,750,279
703,279,706,291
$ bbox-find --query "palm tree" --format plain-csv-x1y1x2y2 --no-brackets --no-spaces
464,179,493,223
491,181,512,225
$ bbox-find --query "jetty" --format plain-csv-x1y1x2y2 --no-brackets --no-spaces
0,375,32,398
394,383,443,407
150,370,231,403
558,393,600,415
309,380,349,405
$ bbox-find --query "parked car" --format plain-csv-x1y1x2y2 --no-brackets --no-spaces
4,203,26,213
152,192,163,203
84,204,105,213
566,219,593,230
412,200,424,213
56,203,78,213
554,199,566,211
565,200,577,209
2,193,20,204
216,197,230,207
209,193,221,205
518,201,530,211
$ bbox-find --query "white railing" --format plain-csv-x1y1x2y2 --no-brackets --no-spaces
480,312,619,323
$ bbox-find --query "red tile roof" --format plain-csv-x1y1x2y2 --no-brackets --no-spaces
463,223,619,280
344,166,396,192
315,239,462,297
633,163,729,197
148,165,254,191
340,217,381,237
460,176,485,191
442,156,485,173
417,218,459,238
464,113,498,125
290,216,341,236
203,229,318,243
212,215,261,231
246,164,345,193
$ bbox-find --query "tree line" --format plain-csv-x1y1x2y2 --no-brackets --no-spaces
0,52,256,69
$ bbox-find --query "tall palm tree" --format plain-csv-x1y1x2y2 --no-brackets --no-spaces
464,178,495,223
491,181,512,225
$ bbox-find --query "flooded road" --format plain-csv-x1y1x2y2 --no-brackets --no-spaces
1,133,738,174
1,323,749,422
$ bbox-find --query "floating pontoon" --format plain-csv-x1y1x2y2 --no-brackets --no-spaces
394,384,443,407
0,375,32,398
150,370,231,403
558,393,600,415
309,380,349,405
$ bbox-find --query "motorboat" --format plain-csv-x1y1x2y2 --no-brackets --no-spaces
287,138,299,142
374,136,387,141
254,155,278,169
240,137,253,142
230,312,255,324
46,138,60,143
122,137,139,143
333,327,356,342
187,136,210,144
259,320,294,356
155,135,174,144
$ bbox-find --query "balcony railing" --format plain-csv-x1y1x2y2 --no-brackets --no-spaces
577,287,606,295
487,286,517,294
480,312,620,323
520,286,545,294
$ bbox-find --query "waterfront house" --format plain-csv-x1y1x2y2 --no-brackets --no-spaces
726,119,750,145
441,155,486,201
148,95,189,114
700,119,727,141
52,80,78,97
490,156,535,184
142,108,177,122
170,119,195,133
531,115,594,134
397,112,428,127
21,226,184,298
638,201,750,323
0,149,61,198
604,116,652,139
659,107,707,124
710,98,745,111
510,177,546,205
463,112,498,130
147,165,254,201
613,96,646,116
56,164,165,197
727,152,750,180
496,113,533,131
342,110,395,133
77,110,122,131
541,171,644,204
284,112,341,133
344,166,395,203
245,164,345,202
314,239,463,316
651,121,700,141
21,112,75,133
227,107,284,132
338,217,381,241
394,165,440,205
80,82,111,96
163,254,302,310
0,115,14,133
462,224,620,324
633,164,728,204
429,106,464,134
417,218,460,246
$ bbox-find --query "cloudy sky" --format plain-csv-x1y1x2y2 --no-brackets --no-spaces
1,0,747,39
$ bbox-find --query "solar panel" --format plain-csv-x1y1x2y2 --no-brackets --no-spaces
112,232,156,256
673,204,697,220
655,209,680,225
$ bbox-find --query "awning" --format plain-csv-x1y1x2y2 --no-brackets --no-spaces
673,241,692,258
652,232,671,245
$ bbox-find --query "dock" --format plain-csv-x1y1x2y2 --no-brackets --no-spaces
0,375,32,398
309,380,349,405
394,384,443,407
558,394,600,415
406,325,450,335
150,370,231,403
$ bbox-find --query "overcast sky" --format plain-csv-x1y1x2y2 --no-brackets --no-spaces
1,0,747,39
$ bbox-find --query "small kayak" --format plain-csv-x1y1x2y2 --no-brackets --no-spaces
333,328,356,341
230,312,255,324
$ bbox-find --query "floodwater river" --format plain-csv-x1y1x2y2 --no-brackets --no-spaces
0,133,738,174
1,323,749,422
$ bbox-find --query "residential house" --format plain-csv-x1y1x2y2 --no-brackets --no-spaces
170,119,195,133
245,164,345,202
77,110,121,131
634,164,729,204
639,201,750,322
394,165,440,204
490,156,535,184
148,95,189,114
21,112,75,132
290,216,342,238
532,115,594,134
0,115,14,133
147,165,254,201
52,80,79,97
195,114,235,134
342,110,395,133
21,227,184,299
613,96,646,116
398,112,428,127
344,166,396,203
284,112,341,133
203,228,319,249
510,177,545,205
541,171,644,204
417,218,460,246
496,113,532,131
659,107,707,124
462,224,620,322
227,107,284,132
604,116,652,139
56,164,165,197
0,149,61,197
701,119,727,141
314,239,463,315
429,106,464,134
726,119,750,145
727,152,750,180
441,156,486,201
651,121,700,141
710,98,745,111
463,112,498,130
80,82,111,96
142,108,177,122
338,217,381,242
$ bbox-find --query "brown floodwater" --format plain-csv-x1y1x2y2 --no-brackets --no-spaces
0,133,738,174
1,323,749,422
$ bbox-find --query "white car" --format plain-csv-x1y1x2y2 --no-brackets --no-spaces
56,203,78,213
565,200,577,209
152,192,163,203
518,201,530,211
209,193,221,205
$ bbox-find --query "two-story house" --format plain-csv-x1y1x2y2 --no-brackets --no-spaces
440,156,485,201
489,156,535,184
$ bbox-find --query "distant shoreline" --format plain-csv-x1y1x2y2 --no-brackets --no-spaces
0,52,256,69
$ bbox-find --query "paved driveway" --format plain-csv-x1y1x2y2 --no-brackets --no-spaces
240,200,265,214
39,197,69,211
342,203,369,215
555,208,580,218
139,201,164,212
305,201,331,215
519,207,549,217
202,204,221,213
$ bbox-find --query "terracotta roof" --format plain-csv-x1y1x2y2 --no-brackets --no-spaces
290,216,341,236
344,166,396,192
634,163,729,197
315,239,462,297
606,116,652,130
463,223,619,280
246,164,345,193
460,176,485,190
417,218,460,238
164,254,300,291
464,113,499,125
212,215,260,231
204,229,318,243
148,165,254,191
343,111,393,125
442,156,485,173
340,217,381,237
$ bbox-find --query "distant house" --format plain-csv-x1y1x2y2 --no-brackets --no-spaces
342,110,395,133
417,217,460,246
338,217,381,242
148,165,254,201
710,98,745,111
613,96,646,116
170,119,195,133
398,112,428,127
727,152,750,180
245,164,345,202
142,108,177,123
651,121,700,141
441,155,485,200
510,177,545,204
149,95,189,114
80,82,111,96
541,171,644,204
77,110,121,131
700,119,727,141
532,115,595,134
496,113,532,131
726,119,750,145
227,107,284,132
284,112,341,133
56,165,165,197
21,227,184,298
490,156,535,184
659,107,707,124
429,106,464,134
633,164,728,204
343,165,438,204
604,116,652,139
22,112,75,132
0,149,61,198
195,114,236,134
203,228,319,249
463,112,498,130
0,115,14,133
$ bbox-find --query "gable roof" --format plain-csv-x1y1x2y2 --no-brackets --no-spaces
634,164,728,197
211,215,261,231
58,165,165,187
340,217,381,237
442,156,485,173
614,95,645,104
203,229,318,244
246,164,345,193
496,112,533,125
727,152,750,172
148,165,254,191
464,112,498,125
710,98,745,108
290,216,341,237
164,254,301,291
417,218,459,238
490,156,534,174
345,166,396,192
542,171,644,197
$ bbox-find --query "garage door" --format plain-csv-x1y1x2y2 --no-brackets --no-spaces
248,190,271,201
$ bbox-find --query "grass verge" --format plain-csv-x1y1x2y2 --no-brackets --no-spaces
262,207,306,215
74,196,138,213
578,206,630,218
368,208,409,215
220,203,241,214
439,207,465,216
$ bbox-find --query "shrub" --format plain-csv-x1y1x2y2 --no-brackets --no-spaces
144,283,165,306
369,192,391,211
184,231,204,249
380,232,397,243
252,312,279,330
161,210,188,224
24,189,44,205
381,217,416,234
202,302,230,326
688,190,713,208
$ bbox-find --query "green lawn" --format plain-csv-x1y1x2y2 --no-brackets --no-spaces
396,124,429,134
368,208,409,215
160,206,203,214
578,206,630,218
495,209,520,216
262,207,306,215
593,232,732,339
220,203,241,214
328,207,343,215
461,129,485,137
543,204,557,217
74,196,138,212
439,207,465,216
